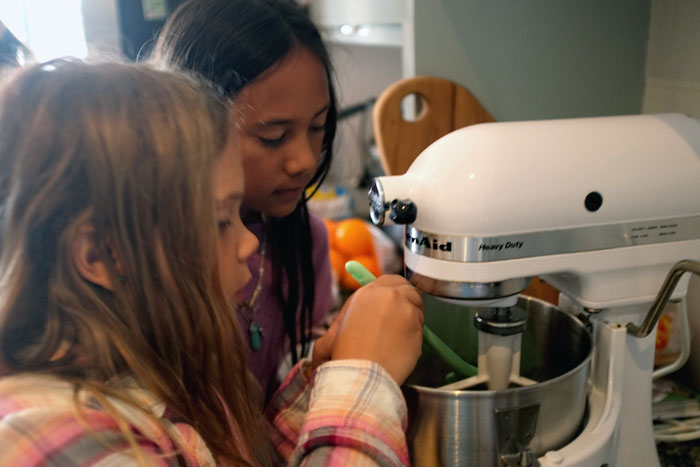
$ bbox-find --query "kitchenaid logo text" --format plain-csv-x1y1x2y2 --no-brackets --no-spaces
407,234,452,251
478,241,524,252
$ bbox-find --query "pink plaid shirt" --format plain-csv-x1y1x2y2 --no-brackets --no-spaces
0,360,408,466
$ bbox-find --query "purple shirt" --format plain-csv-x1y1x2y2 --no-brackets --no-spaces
237,212,333,400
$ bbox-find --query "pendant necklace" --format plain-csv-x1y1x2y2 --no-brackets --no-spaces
238,234,266,351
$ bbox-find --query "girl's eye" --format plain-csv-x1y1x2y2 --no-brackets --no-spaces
309,125,325,134
259,133,286,148
217,220,232,232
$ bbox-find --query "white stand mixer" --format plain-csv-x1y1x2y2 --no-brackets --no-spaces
368,113,700,466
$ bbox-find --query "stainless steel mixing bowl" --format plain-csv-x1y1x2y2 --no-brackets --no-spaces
405,295,592,466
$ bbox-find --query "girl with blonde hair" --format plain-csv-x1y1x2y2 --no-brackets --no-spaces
0,60,423,465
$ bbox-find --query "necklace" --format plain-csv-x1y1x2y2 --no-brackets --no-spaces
238,234,266,351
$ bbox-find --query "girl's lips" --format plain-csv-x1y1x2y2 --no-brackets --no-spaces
274,187,304,201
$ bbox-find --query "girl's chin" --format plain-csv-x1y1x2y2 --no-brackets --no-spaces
261,203,300,218
244,197,301,220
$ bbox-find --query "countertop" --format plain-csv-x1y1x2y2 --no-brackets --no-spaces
658,440,700,466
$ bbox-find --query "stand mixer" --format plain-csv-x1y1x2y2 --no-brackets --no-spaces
368,113,700,466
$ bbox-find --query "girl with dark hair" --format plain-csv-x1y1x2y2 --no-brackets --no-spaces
152,0,338,400
0,59,424,465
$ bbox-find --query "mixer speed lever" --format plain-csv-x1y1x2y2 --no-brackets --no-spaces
389,199,417,224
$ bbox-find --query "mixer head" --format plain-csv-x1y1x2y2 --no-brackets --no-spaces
369,113,700,309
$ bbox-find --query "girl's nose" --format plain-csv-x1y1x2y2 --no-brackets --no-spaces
285,135,319,177
239,227,259,262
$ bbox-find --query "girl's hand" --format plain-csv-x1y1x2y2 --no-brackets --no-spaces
330,275,424,385
306,303,347,380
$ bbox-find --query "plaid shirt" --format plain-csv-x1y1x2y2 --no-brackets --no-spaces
268,360,409,466
0,360,408,466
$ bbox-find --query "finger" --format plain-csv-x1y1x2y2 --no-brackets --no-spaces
396,283,423,309
322,310,348,349
400,301,424,328
324,318,340,341
369,274,410,287
415,305,425,327
314,332,332,354
333,302,350,324
399,287,424,327
311,331,333,364
334,294,354,325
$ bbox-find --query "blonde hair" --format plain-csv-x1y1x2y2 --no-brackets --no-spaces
0,60,267,464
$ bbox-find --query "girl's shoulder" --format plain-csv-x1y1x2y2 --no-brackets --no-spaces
0,373,76,414
0,375,128,464
0,374,206,466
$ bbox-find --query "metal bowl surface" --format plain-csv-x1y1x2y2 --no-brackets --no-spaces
405,295,592,466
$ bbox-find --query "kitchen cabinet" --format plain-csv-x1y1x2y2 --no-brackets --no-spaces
311,0,407,47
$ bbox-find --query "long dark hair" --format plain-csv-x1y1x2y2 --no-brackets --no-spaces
152,0,337,362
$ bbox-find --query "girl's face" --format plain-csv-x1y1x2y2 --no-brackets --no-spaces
212,138,259,299
234,46,330,218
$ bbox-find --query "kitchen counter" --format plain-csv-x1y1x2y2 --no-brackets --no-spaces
658,440,700,466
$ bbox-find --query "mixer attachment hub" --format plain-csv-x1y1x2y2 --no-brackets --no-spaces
475,306,528,336
440,305,537,391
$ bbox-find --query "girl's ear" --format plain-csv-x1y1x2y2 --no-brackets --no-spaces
72,222,121,291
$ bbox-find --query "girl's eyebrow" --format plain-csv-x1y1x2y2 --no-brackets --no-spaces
256,103,331,128
313,103,331,118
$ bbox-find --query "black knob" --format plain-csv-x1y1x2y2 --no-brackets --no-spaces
389,199,417,224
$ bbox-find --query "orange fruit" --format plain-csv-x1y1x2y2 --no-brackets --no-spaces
329,248,346,281
339,254,381,291
323,218,337,249
334,218,374,258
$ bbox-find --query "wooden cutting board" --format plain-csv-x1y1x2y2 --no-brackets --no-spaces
373,75,495,176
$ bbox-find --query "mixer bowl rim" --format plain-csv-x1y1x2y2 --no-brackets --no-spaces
407,295,593,396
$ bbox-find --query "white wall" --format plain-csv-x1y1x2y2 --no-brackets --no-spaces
2,0,90,61
327,43,403,185
81,0,122,58
643,0,700,388
642,0,700,118
412,0,651,121
310,1,408,185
